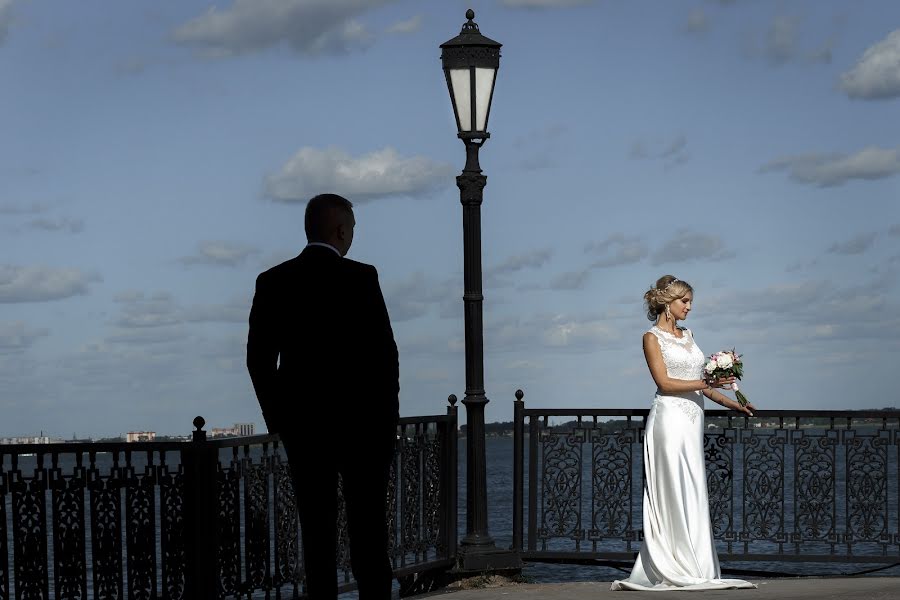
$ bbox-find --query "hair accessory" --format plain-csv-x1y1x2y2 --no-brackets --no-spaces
662,278,679,292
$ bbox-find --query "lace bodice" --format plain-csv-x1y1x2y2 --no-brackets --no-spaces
648,326,705,381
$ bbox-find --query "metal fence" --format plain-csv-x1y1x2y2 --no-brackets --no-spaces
0,405,457,600
512,397,900,567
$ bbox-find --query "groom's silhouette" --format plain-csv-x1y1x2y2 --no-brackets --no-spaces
247,193,399,600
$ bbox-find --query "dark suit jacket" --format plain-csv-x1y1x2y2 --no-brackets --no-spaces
247,245,399,440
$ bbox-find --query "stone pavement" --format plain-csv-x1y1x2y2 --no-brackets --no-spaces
420,578,900,600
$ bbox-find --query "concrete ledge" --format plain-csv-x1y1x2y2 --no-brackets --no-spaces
419,578,900,600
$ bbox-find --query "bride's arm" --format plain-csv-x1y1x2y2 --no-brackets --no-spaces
643,332,731,394
702,387,754,416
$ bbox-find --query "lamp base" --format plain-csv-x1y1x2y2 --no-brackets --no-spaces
455,545,523,572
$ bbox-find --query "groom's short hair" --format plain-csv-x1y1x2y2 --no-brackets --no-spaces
305,194,354,242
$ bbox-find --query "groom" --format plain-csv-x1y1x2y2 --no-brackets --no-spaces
246,193,400,600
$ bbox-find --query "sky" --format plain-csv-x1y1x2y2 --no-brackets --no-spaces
1,0,899,438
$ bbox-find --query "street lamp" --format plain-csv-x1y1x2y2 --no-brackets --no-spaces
441,9,500,144
441,9,521,572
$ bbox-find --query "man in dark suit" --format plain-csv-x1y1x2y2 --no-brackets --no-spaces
247,193,399,600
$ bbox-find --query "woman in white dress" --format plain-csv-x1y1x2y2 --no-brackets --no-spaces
611,275,757,591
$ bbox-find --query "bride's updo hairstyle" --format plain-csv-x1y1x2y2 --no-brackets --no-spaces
643,275,693,321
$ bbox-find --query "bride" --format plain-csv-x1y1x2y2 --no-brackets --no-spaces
611,275,757,591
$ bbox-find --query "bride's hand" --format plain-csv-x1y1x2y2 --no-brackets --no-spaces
707,376,735,389
733,400,755,417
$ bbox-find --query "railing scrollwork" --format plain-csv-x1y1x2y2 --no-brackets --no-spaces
0,399,457,599
512,401,900,567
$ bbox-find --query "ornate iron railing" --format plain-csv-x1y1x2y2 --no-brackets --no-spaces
512,394,900,566
0,403,457,600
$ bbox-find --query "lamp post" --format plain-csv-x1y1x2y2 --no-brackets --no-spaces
441,9,521,572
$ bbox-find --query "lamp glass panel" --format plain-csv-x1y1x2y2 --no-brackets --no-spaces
474,67,495,132
449,68,472,131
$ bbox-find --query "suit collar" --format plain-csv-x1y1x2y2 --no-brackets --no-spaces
304,242,341,256
300,244,342,260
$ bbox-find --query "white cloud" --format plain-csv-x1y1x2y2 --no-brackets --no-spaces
0,321,49,353
505,359,545,371
54,340,197,398
760,146,900,187
701,280,898,344
828,232,877,255
0,201,45,215
807,33,838,65
685,8,709,34
181,240,260,267
700,281,830,328
386,15,421,34
840,29,900,100
586,234,648,268
513,124,568,170
257,250,301,271
0,353,39,383
513,124,567,147
114,58,150,77
27,217,85,233
629,134,688,168
113,291,249,329
0,0,18,45
785,258,819,273
114,292,180,328
661,134,687,158
742,14,840,68
484,313,623,353
518,155,558,171
765,15,798,65
384,271,457,322
106,327,190,345
541,317,618,348
411,367,451,383
549,270,589,290
172,0,392,58
650,231,735,265
265,146,453,203
184,301,249,324
395,332,458,358
113,290,144,303
0,265,100,303
629,141,648,159
486,249,554,288
489,249,554,275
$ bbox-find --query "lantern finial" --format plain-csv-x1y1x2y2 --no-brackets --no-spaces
462,9,478,33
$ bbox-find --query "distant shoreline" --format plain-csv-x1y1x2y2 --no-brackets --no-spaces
460,416,899,437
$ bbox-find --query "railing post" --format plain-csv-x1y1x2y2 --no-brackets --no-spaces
527,412,539,552
445,395,459,558
512,390,524,552
183,416,218,599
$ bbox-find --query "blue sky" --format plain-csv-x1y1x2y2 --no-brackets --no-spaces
2,0,899,438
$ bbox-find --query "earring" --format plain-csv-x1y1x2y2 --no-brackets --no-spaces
665,304,672,320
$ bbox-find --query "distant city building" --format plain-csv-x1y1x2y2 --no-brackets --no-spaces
126,431,156,443
0,435,62,445
210,423,255,438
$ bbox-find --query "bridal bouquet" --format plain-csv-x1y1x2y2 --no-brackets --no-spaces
703,349,749,407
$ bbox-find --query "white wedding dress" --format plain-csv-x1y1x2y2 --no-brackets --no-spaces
611,326,755,591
